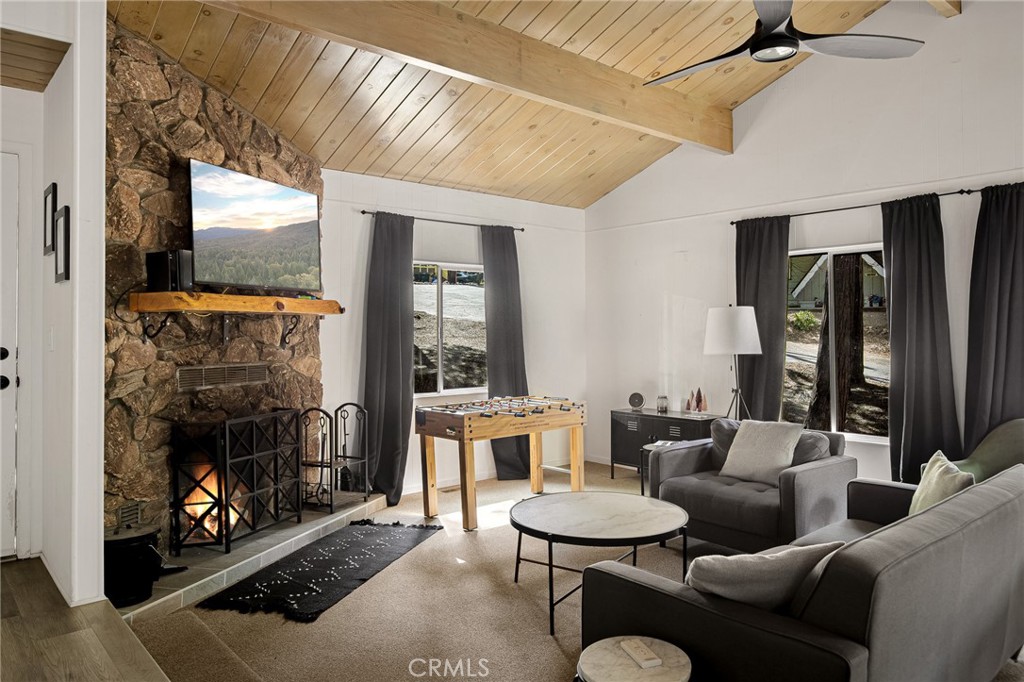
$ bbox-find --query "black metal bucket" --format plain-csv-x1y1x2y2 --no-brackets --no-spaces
103,526,162,608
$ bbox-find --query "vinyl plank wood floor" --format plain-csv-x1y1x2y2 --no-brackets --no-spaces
0,559,168,682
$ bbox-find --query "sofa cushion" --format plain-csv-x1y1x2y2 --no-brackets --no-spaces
660,472,780,538
791,431,831,466
791,519,882,546
909,450,975,514
710,418,740,470
720,421,804,486
685,542,845,610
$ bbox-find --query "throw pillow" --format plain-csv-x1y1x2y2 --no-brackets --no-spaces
710,418,740,469
685,542,845,611
718,420,804,486
791,431,831,465
909,451,975,514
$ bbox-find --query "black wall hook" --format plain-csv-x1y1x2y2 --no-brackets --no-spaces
142,313,177,342
280,315,301,348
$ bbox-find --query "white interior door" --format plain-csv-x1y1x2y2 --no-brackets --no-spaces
1,152,19,557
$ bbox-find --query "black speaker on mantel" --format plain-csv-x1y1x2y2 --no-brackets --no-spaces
146,250,193,292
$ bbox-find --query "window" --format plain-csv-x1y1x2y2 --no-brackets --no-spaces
413,263,487,394
782,248,889,437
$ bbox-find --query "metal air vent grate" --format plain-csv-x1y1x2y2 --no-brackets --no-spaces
176,363,269,391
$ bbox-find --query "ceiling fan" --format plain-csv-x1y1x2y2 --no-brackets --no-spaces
645,0,924,87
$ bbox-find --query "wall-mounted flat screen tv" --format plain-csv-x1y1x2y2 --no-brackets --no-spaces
189,159,321,293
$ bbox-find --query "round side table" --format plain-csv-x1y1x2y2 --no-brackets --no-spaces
576,636,691,682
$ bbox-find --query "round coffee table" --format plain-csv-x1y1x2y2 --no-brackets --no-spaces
510,492,689,635
577,636,691,682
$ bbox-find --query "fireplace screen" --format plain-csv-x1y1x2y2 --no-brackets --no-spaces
170,410,302,554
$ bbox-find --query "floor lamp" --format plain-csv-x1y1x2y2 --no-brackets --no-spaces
704,306,762,420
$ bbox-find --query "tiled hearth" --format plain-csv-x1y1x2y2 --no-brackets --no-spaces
120,493,387,625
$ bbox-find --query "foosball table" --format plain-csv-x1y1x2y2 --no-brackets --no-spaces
415,396,587,531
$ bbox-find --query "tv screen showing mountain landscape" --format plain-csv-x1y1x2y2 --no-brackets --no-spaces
190,159,321,291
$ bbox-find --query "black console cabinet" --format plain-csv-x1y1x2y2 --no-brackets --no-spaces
610,409,718,487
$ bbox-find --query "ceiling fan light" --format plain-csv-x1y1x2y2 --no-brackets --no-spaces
751,34,799,62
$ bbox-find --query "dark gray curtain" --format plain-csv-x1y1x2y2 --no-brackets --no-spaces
363,212,414,505
480,225,530,479
882,194,963,483
735,216,790,421
963,182,1024,454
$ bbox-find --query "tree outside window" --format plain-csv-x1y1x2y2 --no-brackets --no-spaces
782,249,889,436
413,264,487,394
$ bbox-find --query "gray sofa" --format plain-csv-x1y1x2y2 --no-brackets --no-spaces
649,420,857,552
581,464,1024,682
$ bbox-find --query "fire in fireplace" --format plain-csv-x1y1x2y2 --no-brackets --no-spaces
180,462,251,540
170,410,302,554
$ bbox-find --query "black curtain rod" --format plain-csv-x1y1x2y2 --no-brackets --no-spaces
360,209,525,232
729,188,980,225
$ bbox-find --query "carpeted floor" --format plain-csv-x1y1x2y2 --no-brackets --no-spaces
133,463,1024,682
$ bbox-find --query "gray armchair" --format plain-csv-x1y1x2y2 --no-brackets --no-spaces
649,419,857,552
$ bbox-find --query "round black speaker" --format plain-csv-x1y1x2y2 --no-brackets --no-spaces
628,392,645,410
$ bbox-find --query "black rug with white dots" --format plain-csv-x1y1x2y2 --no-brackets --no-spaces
198,520,442,622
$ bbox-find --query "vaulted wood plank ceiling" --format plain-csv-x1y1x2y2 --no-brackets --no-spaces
107,1,890,208
1,28,70,92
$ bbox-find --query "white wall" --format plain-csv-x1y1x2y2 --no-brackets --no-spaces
0,0,75,42
320,171,586,495
584,0,1024,481
0,0,107,606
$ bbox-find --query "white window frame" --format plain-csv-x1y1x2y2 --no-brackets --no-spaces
788,243,888,444
413,260,488,398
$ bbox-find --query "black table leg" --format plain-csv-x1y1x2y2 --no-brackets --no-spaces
514,531,522,583
548,538,555,636
632,545,638,566
682,527,689,579
640,448,647,496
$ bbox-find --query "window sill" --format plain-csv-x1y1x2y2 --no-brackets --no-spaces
414,387,489,404
841,432,889,446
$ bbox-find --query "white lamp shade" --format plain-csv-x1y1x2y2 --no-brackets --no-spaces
704,306,762,356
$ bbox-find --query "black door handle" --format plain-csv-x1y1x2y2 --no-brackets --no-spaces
0,376,9,390
0,347,8,360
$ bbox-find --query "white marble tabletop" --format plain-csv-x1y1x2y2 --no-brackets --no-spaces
578,636,691,682
509,492,688,544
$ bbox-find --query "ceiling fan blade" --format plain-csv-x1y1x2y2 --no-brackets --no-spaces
797,32,924,59
753,0,793,34
644,38,752,87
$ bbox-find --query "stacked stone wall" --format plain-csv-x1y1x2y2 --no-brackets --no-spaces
104,19,324,543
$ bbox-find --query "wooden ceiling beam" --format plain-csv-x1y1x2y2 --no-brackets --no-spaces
207,0,732,153
926,0,962,18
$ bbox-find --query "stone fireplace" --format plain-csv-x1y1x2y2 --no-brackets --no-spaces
104,17,325,548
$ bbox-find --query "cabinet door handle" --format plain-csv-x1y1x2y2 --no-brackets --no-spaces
0,375,9,390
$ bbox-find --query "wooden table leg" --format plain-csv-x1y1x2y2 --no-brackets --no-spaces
530,432,544,494
569,426,585,492
420,435,438,518
459,439,477,531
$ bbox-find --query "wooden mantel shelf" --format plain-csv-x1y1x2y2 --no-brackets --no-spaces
129,291,344,316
